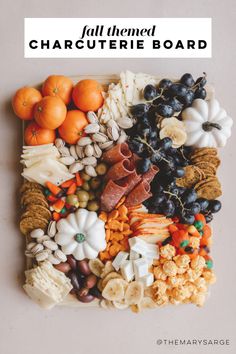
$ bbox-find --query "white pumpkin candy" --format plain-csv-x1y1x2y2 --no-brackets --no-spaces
55,209,106,261
182,98,233,148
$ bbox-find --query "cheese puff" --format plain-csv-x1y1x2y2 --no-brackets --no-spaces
160,244,176,260
153,266,167,281
155,294,169,306
191,292,206,307
167,275,185,288
174,254,190,268
152,280,168,295
203,270,217,284
191,255,206,270
163,261,178,277
189,236,200,249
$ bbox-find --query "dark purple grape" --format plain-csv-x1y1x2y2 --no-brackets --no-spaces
194,87,207,99
137,158,151,174
180,211,195,225
155,104,174,118
185,202,201,215
205,212,213,223
182,189,197,204
162,236,172,246
159,137,172,150
166,97,183,112
180,73,195,87
144,84,157,101
161,199,175,217
197,198,209,211
195,75,207,87
167,83,188,98
129,140,144,154
158,78,172,90
130,104,149,117
153,96,165,106
180,90,195,106
152,194,165,206
208,200,222,213
174,167,185,178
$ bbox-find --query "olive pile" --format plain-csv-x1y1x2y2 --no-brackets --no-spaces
65,162,108,212
55,256,102,303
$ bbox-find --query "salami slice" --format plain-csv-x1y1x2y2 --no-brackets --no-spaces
125,180,152,208
102,143,132,164
142,165,159,183
100,180,128,212
105,159,135,181
119,171,142,195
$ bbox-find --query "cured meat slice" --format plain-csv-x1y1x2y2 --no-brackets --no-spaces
100,180,128,212
102,143,132,164
125,180,152,208
142,165,159,183
105,159,134,181
119,171,142,195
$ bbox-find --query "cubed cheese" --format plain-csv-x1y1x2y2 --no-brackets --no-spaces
120,260,134,282
112,251,129,271
133,258,149,279
129,250,140,260
128,237,147,256
138,273,154,287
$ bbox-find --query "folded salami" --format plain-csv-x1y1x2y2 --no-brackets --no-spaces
125,180,152,207
102,143,132,164
119,171,142,195
142,165,159,183
105,159,135,181
100,180,128,212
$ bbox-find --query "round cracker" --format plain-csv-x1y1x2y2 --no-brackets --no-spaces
20,216,48,236
25,204,51,220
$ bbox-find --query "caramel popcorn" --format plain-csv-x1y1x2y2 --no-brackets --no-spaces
189,236,200,249
190,293,206,307
163,261,178,277
160,244,176,260
153,265,167,281
152,280,168,295
174,255,190,268
203,270,217,284
191,255,206,270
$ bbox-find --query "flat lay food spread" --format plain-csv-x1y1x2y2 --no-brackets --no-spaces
12,71,233,311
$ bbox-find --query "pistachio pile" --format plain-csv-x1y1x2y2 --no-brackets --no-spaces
55,111,131,177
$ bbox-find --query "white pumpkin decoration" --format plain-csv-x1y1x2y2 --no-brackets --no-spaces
55,209,106,261
182,98,233,148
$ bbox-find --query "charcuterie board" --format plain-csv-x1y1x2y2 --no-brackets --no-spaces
14,71,232,311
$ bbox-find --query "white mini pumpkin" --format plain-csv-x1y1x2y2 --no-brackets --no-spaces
55,209,106,261
182,98,233,148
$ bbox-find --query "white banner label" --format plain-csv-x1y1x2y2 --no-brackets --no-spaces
24,18,212,58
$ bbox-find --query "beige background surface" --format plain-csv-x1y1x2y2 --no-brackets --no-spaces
0,1,236,354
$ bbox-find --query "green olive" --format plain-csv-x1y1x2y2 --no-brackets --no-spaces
79,201,88,208
80,171,91,181
87,200,100,212
77,190,90,202
82,181,90,191
88,191,96,201
66,194,79,206
90,177,101,190
96,163,108,176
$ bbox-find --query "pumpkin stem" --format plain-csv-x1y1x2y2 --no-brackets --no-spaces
75,233,85,243
202,122,222,132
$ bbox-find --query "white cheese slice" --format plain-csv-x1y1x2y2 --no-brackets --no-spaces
22,157,74,186
120,70,135,106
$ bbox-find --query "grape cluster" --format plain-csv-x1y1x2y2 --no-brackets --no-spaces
131,72,207,120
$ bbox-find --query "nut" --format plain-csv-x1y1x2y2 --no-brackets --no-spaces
36,235,51,244
59,156,75,165
69,145,78,160
54,249,67,262
84,123,100,134
107,119,120,130
69,162,84,173
117,117,134,129
87,111,98,124
43,240,58,251
58,146,71,157
77,137,92,147
25,251,34,258
85,165,97,177
99,141,114,150
76,145,85,159
84,144,94,157
81,156,97,166
31,243,44,255
47,254,61,265
107,126,119,141
36,251,49,262
93,143,102,158
55,138,65,149
47,221,57,238
92,133,108,143
99,125,107,134
26,242,37,251
117,130,127,144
